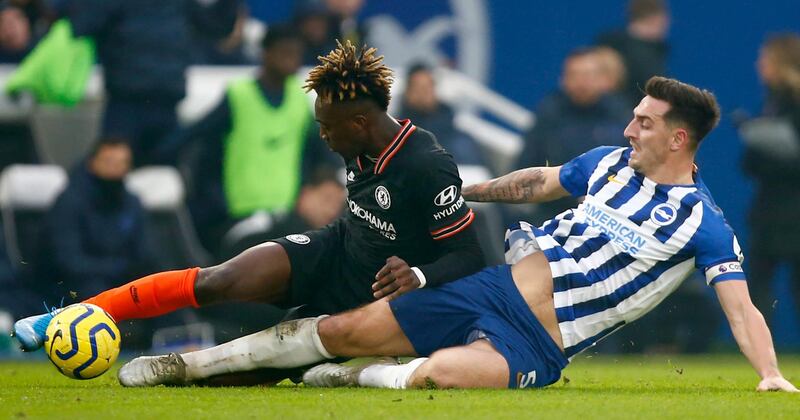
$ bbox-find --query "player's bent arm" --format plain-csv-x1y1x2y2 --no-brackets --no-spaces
417,223,484,287
372,224,485,300
462,166,569,204
714,279,798,392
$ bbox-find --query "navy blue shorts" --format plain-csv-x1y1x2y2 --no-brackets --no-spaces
389,265,568,388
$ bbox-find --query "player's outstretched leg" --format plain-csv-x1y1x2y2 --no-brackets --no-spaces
304,339,509,389
119,299,415,387
118,316,332,387
12,267,200,352
13,243,291,352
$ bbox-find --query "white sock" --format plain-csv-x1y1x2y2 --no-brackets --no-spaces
357,357,429,389
181,316,334,380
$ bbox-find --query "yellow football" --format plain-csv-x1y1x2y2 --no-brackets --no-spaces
44,303,121,379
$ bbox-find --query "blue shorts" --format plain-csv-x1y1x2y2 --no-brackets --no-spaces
389,265,568,388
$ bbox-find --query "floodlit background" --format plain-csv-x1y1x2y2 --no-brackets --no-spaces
0,0,798,357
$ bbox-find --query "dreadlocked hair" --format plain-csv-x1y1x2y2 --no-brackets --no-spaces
304,40,394,110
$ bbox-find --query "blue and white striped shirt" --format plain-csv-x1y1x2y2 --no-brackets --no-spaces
505,146,744,359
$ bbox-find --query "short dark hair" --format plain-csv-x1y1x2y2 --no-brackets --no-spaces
89,137,129,158
304,40,394,110
406,62,432,79
644,76,721,145
261,24,302,50
628,0,668,23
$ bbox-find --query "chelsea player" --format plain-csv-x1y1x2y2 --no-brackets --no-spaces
13,41,484,380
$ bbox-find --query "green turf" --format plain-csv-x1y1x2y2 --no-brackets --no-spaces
0,355,798,419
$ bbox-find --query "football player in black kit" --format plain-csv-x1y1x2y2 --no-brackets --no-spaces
14,40,485,385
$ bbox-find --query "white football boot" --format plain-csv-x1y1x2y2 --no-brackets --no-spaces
118,353,188,387
302,358,400,387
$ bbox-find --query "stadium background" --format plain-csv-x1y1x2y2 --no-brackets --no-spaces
0,0,798,352
0,3,797,417
250,0,800,346
0,4,798,418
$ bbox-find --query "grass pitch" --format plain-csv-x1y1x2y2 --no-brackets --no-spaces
1,354,798,419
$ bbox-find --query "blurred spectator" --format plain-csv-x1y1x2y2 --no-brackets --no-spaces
220,168,345,260
0,0,55,62
290,0,366,67
325,0,366,46
195,3,252,65
0,5,29,61
516,48,629,225
292,171,345,231
399,63,485,166
36,139,156,301
0,1,55,170
32,140,190,350
162,24,340,258
0,3,31,62
59,0,240,166
293,0,337,66
593,46,628,95
597,0,670,106
741,33,800,325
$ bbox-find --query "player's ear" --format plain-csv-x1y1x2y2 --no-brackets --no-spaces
670,127,689,151
351,114,368,131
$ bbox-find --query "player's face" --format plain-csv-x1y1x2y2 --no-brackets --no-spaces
263,39,303,78
314,97,368,159
624,96,673,174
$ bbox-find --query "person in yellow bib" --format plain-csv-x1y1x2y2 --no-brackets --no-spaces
160,25,341,256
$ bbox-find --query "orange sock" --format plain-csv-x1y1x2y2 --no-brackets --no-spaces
83,268,200,321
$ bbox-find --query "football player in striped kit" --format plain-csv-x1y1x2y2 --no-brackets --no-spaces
118,76,796,393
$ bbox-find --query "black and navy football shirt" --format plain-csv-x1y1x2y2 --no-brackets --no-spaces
341,119,475,274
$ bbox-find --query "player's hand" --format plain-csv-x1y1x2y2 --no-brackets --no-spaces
757,376,799,392
373,256,420,300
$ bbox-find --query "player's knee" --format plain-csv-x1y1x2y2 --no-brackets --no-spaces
194,265,237,304
409,351,460,389
195,243,291,305
316,315,342,347
317,312,364,354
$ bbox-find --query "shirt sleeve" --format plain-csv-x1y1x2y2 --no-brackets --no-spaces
558,146,620,197
693,205,745,286
417,222,485,287
416,152,475,241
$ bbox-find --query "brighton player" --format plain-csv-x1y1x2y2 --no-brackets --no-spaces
118,76,797,392
12,41,484,365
